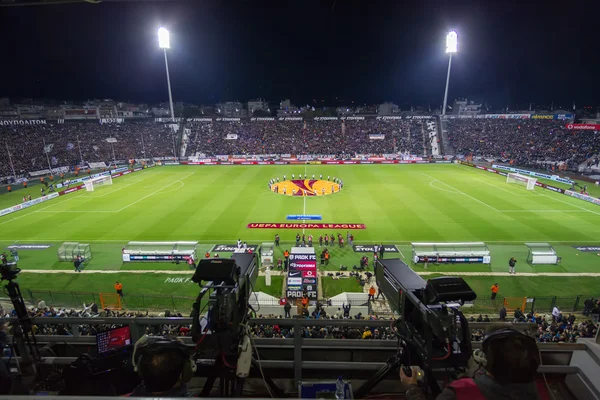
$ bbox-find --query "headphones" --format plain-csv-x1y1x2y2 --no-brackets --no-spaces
132,335,197,383
478,329,540,376
482,328,537,354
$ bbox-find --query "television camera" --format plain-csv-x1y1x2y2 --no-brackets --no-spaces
190,252,282,397
354,258,476,398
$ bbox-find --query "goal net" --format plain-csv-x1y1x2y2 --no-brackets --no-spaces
506,173,537,190
84,174,113,192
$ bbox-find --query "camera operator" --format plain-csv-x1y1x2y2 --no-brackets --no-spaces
131,337,195,397
400,327,543,400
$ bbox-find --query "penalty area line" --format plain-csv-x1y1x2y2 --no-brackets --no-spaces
422,173,500,212
116,173,193,212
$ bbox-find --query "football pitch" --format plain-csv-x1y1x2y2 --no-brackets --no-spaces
1,163,599,306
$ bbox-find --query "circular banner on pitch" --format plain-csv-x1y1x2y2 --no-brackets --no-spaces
270,179,341,196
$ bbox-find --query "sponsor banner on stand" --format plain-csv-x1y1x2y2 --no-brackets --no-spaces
99,118,124,124
58,184,85,195
29,166,71,177
287,271,302,278
0,119,46,126
247,223,366,229
155,117,183,123
0,192,59,217
187,118,213,122
352,244,399,253
287,285,302,291
111,167,129,175
287,277,302,286
209,244,259,252
303,278,317,284
492,165,573,184
459,161,566,193
572,246,600,252
566,124,600,131
369,134,385,140
6,244,52,250
302,271,316,278
414,255,490,264
564,190,600,206
286,289,317,299
289,254,317,271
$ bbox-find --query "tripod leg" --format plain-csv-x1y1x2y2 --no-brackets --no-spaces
353,356,400,399
251,358,285,398
200,356,222,397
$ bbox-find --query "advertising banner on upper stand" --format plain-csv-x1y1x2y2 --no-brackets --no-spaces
566,124,600,131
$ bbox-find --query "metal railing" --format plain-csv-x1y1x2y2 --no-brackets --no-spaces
25,289,369,312
24,290,599,316
463,295,600,315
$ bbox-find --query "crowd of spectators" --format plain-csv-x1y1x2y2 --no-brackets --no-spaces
2,117,599,178
445,119,600,169
0,121,177,177
9,299,597,344
187,119,429,157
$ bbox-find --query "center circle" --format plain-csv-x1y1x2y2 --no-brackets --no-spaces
270,179,342,196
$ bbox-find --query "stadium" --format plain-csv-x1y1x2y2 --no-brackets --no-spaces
0,1,599,399
1,118,599,310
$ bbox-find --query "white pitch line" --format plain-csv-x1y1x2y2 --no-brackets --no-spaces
19,269,193,275
499,210,590,213
539,192,600,217
17,269,600,278
36,210,116,213
116,172,194,212
0,191,87,226
473,178,538,197
302,164,307,234
415,271,600,277
423,173,500,212
429,180,459,194
2,239,600,244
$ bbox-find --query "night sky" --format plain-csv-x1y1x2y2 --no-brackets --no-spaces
0,0,598,109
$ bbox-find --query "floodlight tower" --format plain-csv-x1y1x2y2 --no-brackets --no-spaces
158,27,175,120
442,30,458,116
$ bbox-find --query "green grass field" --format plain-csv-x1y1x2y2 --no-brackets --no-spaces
1,164,599,308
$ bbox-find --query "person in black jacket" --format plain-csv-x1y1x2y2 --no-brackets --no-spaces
401,327,542,400
342,303,351,318
508,257,517,275
284,301,292,318
379,244,385,260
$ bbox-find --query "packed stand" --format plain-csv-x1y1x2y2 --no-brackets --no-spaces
0,121,177,176
187,119,432,157
0,300,194,337
446,119,600,169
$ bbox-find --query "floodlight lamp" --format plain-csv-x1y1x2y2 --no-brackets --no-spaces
158,27,170,49
446,30,458,54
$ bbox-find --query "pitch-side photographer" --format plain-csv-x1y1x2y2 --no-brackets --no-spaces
400,327,545,400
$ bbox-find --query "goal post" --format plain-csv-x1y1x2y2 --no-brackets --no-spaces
84,174,113,192
506,173,537,190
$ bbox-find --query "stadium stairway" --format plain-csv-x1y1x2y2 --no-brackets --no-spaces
362,275,394,315
437,116,454,156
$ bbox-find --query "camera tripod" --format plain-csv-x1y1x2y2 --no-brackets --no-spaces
1,267,43,385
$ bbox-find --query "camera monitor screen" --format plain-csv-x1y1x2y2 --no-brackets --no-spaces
96,326,132,355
